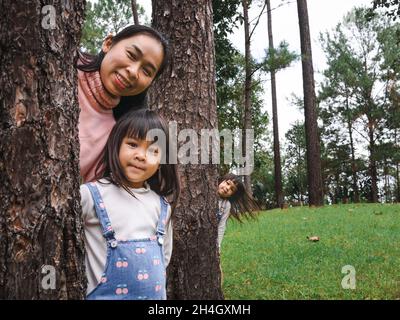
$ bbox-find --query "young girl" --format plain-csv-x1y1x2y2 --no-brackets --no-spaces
80,109,180,300
77,25,170,182
217,173,259,249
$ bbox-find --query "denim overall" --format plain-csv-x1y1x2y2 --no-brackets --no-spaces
217,209,223,223
85,182,168,300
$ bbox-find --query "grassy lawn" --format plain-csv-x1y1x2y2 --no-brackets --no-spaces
221,203,400,300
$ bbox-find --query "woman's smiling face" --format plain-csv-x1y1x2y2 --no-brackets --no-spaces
100,33,164,97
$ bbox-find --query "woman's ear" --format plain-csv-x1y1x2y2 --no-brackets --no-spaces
102,34,114,53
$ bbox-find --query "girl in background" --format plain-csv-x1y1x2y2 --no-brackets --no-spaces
217,173,259,249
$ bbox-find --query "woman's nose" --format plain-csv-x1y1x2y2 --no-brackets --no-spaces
127,63,139,80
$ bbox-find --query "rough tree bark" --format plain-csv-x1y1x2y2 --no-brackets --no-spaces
266,0,284,208
150,0,223,299
0,1,86,299
296,0,324,206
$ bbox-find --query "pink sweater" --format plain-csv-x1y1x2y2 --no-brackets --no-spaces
78,70,120,182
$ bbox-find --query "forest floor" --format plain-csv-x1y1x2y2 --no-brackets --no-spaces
221,203,400,300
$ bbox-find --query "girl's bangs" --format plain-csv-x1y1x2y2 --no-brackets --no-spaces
124,114,166,144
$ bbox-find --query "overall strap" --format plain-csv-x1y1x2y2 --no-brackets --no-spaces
85,182,117,243
155,196,169,245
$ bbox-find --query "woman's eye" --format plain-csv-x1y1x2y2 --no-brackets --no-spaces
142,68,152,77
127,51,137,60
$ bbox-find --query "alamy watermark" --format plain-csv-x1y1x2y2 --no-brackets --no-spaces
41,265,56,290
41,5,56,30
341,265,356,290
146,122,255,175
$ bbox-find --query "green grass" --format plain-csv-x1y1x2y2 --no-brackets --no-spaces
221,203,400,300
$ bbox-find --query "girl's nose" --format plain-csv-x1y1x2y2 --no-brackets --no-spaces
134,148,146,161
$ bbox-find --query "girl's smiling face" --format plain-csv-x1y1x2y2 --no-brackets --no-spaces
218,180,237,198
100,33,164,97
119,136,161,188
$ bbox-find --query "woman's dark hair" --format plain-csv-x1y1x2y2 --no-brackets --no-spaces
76,24,170,120
94,109,180,213
218,173,259,222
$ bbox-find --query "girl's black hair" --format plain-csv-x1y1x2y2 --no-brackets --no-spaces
218,173,259,222
76,24,170,120
94,109,180,213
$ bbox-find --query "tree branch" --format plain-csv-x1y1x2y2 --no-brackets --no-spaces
250,64,263,78
353,119,370,142
249,1,268,42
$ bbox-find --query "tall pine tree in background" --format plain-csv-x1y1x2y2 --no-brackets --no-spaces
297,0,324,206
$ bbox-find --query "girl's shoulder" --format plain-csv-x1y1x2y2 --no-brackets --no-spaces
219,198,230,206
80,179,116,196
81,180,168,205
81,178,111,188
149,191,171,209
219,198,231,212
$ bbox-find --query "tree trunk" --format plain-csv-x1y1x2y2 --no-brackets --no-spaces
334,172,340,204
297,145,304,204
395,129,400,202
368,117,379,202
368,114,378,203
266,0,283,208
296,0,324,206
0,1,86,299
349,125,360,203
150,0,223,300
131,0,140,25
242,0,253,193
396,161,400,203
345,92,360,203
383,159,390,202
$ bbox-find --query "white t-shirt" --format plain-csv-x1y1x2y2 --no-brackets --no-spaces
80,180,173,294
217,199,231,249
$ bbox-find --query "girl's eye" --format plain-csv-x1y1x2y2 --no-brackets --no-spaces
128,142,138,148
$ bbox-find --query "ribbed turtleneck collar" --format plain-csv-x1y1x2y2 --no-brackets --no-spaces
78,69,120,113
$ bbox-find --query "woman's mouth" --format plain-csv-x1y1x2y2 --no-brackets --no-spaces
115,73,132,90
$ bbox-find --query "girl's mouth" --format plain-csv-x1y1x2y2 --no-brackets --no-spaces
129,163,146,171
